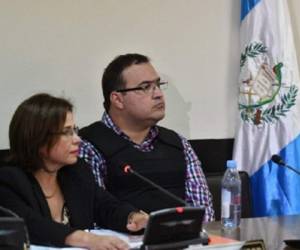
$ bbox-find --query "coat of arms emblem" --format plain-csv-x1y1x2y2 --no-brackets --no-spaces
239,42,297,125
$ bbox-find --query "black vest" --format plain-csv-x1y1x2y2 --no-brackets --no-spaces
79,122,186,212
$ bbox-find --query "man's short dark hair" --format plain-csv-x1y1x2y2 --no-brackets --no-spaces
102,53,150,111
9,93,73,172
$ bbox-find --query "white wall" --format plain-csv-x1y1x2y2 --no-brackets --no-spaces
0,0,299,149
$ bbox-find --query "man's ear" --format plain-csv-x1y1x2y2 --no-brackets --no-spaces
110,92,124,110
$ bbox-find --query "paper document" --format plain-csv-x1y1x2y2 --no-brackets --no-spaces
90,228,143,248
31,229,143,250
186,235,244,250
31,245,84,250
31,230,244,250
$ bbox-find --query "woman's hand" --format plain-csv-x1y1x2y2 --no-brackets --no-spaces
65,230,129,250
87,234,129,250
126,210,149,232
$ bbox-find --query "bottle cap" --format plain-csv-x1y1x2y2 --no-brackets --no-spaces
226,160,236,168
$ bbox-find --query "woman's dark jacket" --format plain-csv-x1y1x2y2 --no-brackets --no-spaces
0,160,135,247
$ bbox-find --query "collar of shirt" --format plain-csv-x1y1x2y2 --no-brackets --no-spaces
101,112,159,151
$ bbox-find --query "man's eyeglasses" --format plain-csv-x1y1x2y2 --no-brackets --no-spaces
115,80,168,94
51,126,79,137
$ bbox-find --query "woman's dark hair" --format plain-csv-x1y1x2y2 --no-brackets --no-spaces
8,93,73,172
102,53,150,112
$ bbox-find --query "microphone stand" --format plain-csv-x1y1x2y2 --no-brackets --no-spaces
122,165,209,249
279,165,300,249
125,167,188,206
271,155,300,176
280,164,300,176
271,155,300,248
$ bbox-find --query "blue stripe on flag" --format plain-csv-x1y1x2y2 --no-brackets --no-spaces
251,134,300,217
241,0,261,21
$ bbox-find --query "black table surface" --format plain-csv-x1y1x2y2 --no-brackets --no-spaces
204,215,300,250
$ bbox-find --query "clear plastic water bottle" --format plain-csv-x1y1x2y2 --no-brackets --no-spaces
221,160,241,229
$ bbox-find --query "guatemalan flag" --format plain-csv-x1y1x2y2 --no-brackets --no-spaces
233,0,300,217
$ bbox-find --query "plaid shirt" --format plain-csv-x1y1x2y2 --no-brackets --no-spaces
79,112,215,222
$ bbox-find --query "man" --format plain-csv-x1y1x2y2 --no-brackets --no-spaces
79,53,214,222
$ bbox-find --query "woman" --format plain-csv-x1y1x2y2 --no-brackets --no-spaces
0,93,148,249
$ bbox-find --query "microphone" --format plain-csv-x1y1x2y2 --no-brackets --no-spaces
270,155,300,248
271,154,300,176
121,164,188,206
121,164,210,248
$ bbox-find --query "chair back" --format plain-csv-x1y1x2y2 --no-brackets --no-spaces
206,171,252,220
0,149,10,167
189,139,252,220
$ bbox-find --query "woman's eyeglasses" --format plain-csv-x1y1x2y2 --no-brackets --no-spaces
51,126,79,137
